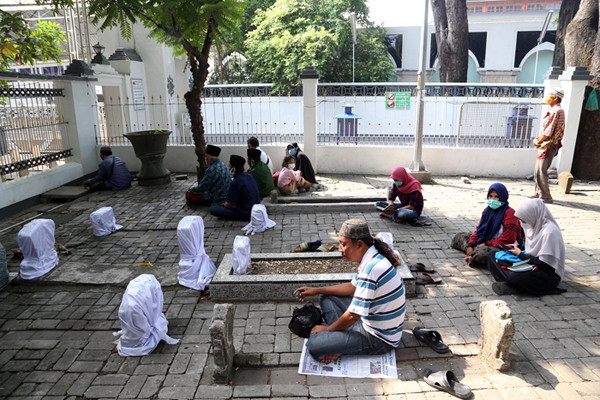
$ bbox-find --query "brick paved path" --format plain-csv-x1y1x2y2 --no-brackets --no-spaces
0,175,599,399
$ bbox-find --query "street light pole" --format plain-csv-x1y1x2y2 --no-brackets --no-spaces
533,10,554,84
412,0,429,172
351,12,357,83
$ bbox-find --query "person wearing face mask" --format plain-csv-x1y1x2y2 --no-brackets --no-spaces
247,148,274,198
209,155,261,221
451,183,523,268
185,145,231,206
532,87,565,204
375,166,424,224
286,143,318,184
277,155,312,195
487,198,566,296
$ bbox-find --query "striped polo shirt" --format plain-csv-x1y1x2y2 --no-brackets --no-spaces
347,246,406,346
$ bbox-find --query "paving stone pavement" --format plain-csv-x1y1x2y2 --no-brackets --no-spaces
0,174,599,399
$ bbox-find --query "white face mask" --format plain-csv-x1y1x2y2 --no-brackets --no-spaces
288,163,295,169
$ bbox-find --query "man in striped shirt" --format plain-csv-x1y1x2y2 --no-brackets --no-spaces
294,219,406,362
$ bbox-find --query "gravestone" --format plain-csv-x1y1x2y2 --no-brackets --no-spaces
210,303,236,384
478,300,515,371
558,171,574,194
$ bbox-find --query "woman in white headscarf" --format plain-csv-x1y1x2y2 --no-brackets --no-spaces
487,198,566,296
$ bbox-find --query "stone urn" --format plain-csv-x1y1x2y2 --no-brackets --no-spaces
124,130,172,186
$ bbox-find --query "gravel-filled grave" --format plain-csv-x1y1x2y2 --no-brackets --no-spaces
248,258,357,275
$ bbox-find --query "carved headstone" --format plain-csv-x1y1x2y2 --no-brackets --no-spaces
558,171,574,194
210,303,236,384
478,300,515,371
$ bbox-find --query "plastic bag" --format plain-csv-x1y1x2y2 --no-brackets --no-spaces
288,302,323,338
585,88,599,111
232,235,251,275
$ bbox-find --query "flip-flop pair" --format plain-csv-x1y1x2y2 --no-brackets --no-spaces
412,327,450,353
409,263,436,273
423,369,472,399
415,273,442,285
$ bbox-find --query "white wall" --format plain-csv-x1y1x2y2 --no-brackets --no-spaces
106,143,537,178
0,163,82,209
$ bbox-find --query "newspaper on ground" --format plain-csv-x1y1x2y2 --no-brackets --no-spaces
298,339,398,379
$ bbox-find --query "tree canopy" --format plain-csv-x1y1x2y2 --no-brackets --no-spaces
0,10,65,72
245,0,395,91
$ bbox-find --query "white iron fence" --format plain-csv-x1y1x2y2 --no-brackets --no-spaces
0,80,72,180
94,82,545,149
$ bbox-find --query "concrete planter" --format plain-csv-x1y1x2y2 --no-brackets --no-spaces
124,130,172,186
210,252,415,301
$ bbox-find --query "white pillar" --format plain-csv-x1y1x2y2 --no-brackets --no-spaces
300,66,319,172
56,77,101,174
556,67,592,174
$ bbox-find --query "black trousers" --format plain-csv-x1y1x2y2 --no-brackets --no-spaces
487,252,563,296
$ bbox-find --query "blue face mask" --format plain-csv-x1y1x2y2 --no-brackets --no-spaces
393,180,403,186
487,199,503,210
289,148,297,156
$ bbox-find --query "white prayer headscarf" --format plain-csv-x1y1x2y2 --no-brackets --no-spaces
114,274,179,356
514,199,565,279
18,219,59,280
90,207,123,237
242,204,276,235
177,216,216,290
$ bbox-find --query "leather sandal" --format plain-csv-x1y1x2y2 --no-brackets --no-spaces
422,369,471,399
415,273,442,285
409,263,436,273
412,327,450,353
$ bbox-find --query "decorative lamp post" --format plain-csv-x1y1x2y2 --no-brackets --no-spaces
91,42,109,65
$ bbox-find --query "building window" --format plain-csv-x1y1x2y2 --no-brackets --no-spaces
527,4,535,10
506,5,513,11
487,6,495,12
385,34,403,69
515,5,522,11
536,4,543,10
475,6,482,12
555,3,560,9
546,3,554,9
496,6,503,12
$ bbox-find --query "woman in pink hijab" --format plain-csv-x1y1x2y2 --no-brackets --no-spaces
375,167,423,223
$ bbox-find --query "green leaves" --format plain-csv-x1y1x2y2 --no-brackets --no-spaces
245,0,395,91
0,10,66,71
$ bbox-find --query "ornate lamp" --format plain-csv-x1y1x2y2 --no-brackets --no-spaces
91,42,109,65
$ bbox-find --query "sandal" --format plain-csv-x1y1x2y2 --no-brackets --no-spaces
316,243,336,252
422,369,472,399
412,327,450,353
415,273,442,285
379,204,397,218
409,263,436,273
294,240,321,252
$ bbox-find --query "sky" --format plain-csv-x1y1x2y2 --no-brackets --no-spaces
367,0,434,27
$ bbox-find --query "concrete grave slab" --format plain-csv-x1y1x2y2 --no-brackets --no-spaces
210,251,415,302
41,186,89,201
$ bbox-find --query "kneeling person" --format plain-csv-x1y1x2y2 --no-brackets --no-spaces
247,148,274,198
209,155,262,221
186,145,231,206
83,146,131,191
294,219,406,362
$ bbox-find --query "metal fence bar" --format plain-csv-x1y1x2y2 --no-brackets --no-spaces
1,80,72,178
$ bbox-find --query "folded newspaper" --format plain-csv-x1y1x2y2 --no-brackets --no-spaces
298,339,398,379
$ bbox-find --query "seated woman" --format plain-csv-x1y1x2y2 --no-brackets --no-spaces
287,143,318,184
375,167,423,224
487,198,565,296
277,155,312,195
451,183,523,268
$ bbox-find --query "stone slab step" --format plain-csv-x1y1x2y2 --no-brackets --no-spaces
266,202,373,214
277,195,381,204
41,186,89,200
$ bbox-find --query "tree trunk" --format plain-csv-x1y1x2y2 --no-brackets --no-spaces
552,0,580,69
565,0,598,70
431,0,469,82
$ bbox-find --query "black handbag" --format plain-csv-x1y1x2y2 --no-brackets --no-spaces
288,302,324,338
